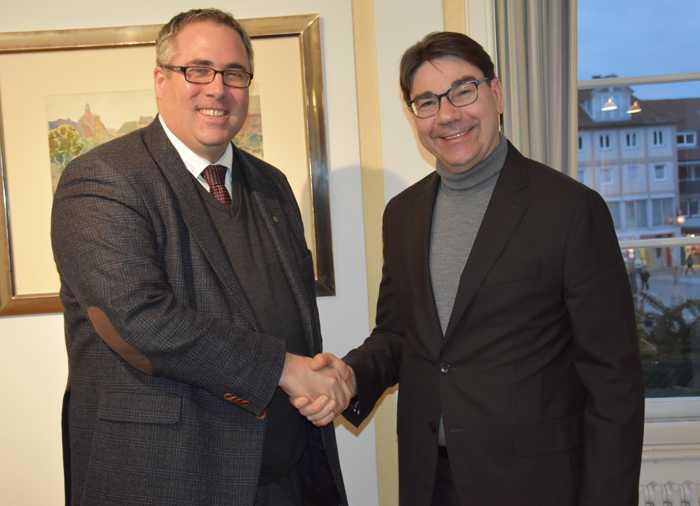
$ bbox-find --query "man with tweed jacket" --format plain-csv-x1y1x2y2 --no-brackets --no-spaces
51,8,349,506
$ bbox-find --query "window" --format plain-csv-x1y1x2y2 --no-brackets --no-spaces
679,162,700,181
625,199,648,228
652,129,665,146
578,135,583,151
677,130,697,148
625,131,637,148
681,199,700,216
626,165,640,181
599,167,613,184
598,134,611,150
651,198,674,226
620,240,700,398
578,0,700,449
654,164,667,180
607,201,622,229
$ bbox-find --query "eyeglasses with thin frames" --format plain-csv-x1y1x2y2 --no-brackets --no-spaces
160,64,253,89
409,77,494,118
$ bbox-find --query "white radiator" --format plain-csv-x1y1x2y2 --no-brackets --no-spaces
639,481,700,506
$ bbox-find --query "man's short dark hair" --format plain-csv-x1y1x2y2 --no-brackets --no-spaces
399,31,495,106
156,8,254,73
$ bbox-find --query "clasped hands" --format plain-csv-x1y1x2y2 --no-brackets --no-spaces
279,352,356,427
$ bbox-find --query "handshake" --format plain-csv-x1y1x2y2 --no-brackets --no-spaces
279,352,356,427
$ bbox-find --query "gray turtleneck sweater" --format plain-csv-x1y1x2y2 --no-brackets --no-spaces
432,134,508,446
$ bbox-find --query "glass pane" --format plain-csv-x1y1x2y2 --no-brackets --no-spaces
578,0,700,399
623,245,700,397
637,201,648,227
579,0,700,80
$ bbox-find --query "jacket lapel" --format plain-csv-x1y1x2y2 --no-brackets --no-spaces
443,143,531,340
237,150,318,352
141,119,257,327
409,174,445,358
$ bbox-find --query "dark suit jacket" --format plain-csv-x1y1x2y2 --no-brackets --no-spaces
344,143,643,506
51,119,347,506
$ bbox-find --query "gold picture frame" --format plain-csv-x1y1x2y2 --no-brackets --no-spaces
0,14,335,315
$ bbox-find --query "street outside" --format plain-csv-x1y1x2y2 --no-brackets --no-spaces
627,263,700,397
631,267,700,305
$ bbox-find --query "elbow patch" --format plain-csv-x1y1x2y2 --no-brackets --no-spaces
87,306,154,375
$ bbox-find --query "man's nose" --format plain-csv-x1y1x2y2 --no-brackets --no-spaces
204,72,226,95
436,95,460,122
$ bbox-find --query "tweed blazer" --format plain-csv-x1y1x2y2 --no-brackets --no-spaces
345,142,644,506
51,119,347,506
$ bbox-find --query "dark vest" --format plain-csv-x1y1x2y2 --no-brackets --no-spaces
196,168,308,484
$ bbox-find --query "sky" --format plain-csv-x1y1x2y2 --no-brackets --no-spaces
578,0,699,99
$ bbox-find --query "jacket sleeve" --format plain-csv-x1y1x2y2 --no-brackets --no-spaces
563,188,644,506
343,202,404,426
51,157,285,416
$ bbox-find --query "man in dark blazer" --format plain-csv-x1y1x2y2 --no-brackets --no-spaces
297,32,644,505
51,8,349,506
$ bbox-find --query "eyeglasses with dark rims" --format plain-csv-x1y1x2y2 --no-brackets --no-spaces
160,64,253,88
409,77,494,118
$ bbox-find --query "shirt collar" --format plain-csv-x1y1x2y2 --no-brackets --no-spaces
159,115,233,192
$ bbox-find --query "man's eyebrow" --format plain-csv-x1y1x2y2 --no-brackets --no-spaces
411,75,478,101
184,59,249,70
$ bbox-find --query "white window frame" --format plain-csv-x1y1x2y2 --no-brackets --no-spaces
650,197,674,226
653,163,667,181
680,162,700,182
598,133,612,151
572,25,700,459
652,129,665,147
625,130,638,149
677,130,698,148
681,198,700,217
599,167,613,184
623,198,648,228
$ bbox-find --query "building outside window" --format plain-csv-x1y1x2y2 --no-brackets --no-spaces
625,200,648,228
677,130,698,148
654,163,667,180
652,129,665,146
652,198,674,226
681,198,700,216
680,162,700,181
599,167,613,184
607,201,622,229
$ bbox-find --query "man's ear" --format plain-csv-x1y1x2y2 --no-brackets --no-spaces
153,66,167,99
490,77,505,114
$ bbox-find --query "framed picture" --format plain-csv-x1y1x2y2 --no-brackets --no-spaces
0,14,335,315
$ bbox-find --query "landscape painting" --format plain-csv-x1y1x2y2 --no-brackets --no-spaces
46,91,264,192
236,95,264,159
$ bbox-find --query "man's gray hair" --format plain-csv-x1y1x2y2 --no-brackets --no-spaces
156,8,254,73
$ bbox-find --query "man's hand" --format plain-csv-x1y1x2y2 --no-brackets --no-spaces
279,353,354,422
290,353,356,427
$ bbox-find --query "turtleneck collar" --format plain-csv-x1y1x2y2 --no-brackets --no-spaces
436,134,507,191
